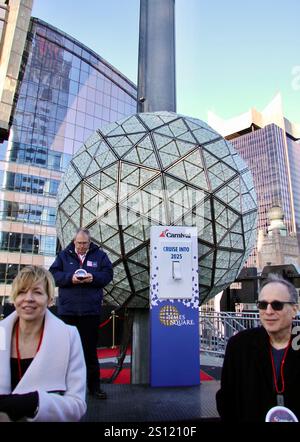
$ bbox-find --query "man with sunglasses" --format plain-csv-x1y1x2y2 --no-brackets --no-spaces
216,274,300,421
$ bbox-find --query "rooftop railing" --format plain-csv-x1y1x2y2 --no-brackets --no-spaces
199,311,300,358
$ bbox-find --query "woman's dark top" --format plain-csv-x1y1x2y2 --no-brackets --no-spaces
271,347,285,381
10,358,33,391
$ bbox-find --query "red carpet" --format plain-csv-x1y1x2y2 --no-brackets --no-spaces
200,371,214,381
97,347,131,358
98,346,214,384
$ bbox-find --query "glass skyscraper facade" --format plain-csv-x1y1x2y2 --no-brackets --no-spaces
287,136,300,244
229,124,295,266
209,96,300,268
231,125,294,226
0,18,137,299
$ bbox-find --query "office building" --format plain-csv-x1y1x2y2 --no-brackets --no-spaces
0,10,137,299
208,94,300,266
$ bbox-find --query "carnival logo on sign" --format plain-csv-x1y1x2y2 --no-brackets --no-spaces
159,305,195,327
159,229,191,239
159,229,169,238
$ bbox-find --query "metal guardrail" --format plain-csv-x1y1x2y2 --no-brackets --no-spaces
199,311,300,358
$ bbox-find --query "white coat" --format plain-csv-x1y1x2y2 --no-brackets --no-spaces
0,309,87,421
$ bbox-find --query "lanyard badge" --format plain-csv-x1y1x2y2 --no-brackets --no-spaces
265,341,298,422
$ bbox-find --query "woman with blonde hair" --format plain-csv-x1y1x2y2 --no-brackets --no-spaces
0,265,86,421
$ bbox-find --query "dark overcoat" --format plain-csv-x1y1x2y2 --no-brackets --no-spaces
216,326,300,421
49,241,113,316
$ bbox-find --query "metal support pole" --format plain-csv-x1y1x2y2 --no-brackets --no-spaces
137,0,176,113
111,310,118,349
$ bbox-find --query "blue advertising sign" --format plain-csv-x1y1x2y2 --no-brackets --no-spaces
150,226,200,387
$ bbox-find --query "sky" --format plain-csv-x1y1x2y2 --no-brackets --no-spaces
31,0,300,124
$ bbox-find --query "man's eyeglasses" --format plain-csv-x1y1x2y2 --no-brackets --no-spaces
256,300,295,311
